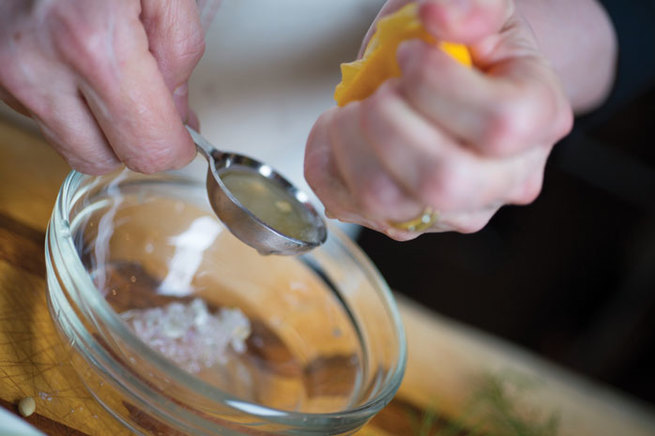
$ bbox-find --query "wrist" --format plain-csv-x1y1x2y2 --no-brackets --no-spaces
516,0,617,114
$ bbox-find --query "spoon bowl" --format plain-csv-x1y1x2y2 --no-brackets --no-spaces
187,127,327,255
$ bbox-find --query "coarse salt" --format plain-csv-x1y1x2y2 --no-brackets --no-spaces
121,298,250,373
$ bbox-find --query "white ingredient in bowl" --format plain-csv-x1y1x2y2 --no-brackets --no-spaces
121,298,251,373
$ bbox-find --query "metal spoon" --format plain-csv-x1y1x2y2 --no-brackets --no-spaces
186,126,327,256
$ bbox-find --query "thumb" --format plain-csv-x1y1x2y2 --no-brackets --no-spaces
418,0,514,43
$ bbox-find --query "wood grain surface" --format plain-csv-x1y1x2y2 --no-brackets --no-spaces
1,118,655,435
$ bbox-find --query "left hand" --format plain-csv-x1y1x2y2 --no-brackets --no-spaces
0,0,206,175
304,0,573,240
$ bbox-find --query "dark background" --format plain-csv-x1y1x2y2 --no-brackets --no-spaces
357,82,655,406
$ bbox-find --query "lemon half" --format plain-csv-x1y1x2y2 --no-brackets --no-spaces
334,3,471,106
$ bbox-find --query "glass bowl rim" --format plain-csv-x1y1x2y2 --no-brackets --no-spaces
49,168,408,424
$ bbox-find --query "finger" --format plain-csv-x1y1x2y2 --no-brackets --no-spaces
362,82,484,212
358,0,507,58
329,102,423,223
0,12,120,175
186,108,200,131
432,205,500,233
304,110,384,230
51,3,197,174
361,81,550,211
31,90,121,175
0,85,30,116
396,38,571,157
305,109,361,222
358,0,414,58
418,0,513,43
140,0,206,121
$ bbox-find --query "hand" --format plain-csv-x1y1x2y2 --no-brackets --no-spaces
0,0,206,174
304,0,574,240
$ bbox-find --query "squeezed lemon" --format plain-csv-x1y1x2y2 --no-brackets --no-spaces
334,3,471,106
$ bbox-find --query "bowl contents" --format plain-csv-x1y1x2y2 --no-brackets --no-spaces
121,298,250,374
75,180,366,413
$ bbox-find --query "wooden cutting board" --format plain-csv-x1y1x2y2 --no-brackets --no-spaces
1,118,655,435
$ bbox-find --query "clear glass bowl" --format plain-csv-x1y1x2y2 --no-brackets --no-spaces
45,165,406,435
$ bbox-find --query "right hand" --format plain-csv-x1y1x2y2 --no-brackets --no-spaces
304,0,573,239
0,0,206,175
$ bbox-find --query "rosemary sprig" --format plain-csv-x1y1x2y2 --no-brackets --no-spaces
410,371,560,436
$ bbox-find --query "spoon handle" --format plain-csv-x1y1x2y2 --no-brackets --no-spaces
186,126,220,161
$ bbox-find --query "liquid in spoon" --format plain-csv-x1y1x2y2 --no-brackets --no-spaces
220,170,319,242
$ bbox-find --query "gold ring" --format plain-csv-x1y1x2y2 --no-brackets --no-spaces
388,207,438,232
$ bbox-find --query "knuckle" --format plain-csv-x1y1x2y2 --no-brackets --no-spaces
142,3,207,75
71,158,121,176
303,154,322,193
554,102,574,139
304,113,334,188
360,85,398,140
48,8,108,75
544,80,575,141
417,159,467,210
481,95,530,155
174,31,206,67
362,84,391,117
303,160,317,190
534,82,574,145
512,174,543,205
51,139,120,175
384,229,419,242
399,49,435,96
124,159,163,175
122,146,175,175
407,53,435,88
157,31,206,79
482,82,574,155
456,215,492,234
357,175,393,215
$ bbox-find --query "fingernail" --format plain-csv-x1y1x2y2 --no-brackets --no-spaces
173,83,188,97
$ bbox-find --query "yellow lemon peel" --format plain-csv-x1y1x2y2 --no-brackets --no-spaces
334,3,472,106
